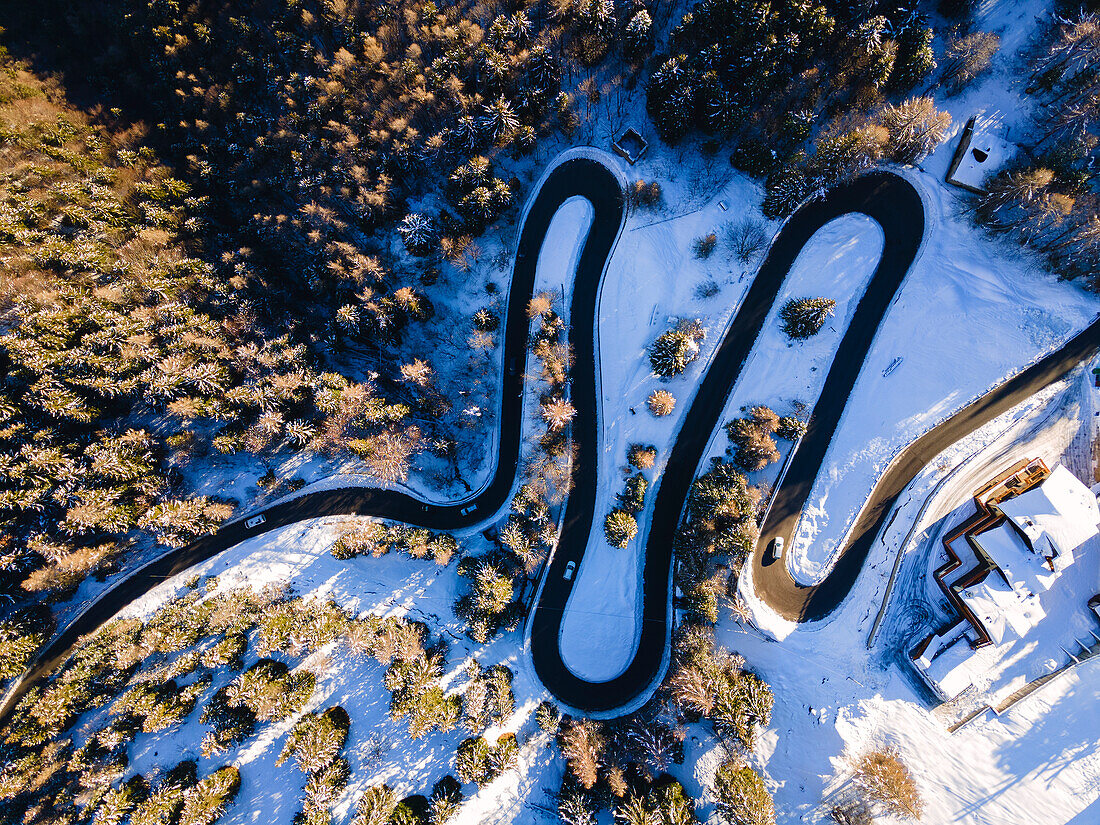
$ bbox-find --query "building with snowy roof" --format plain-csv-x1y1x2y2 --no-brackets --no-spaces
910,460,1100,702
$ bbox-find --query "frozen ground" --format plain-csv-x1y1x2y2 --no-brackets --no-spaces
733,360,1100,824
784,165,1097,584
692,214,886,505
874,366,1100,711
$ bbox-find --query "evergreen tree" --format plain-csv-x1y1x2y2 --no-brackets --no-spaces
352,785,399,825
879,98,951,164
624,10,654,59
779,297,836,339
398,213,437,255
604,509,639,547
889,24,936,91
713,763,775,825
649,324,704,377
762,164,812,218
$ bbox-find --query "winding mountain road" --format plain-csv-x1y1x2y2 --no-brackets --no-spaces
2,156,1097,726
755,315,1100,622
529,172,926,712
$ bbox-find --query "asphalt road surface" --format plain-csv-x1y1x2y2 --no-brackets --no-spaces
753,315,1100,621
3,160,1097,725
527,172,927,713
0,158,625,724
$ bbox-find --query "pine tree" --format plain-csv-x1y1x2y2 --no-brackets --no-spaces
776,415,807,441
604,509,639,547
879,98,951,164
95,774,150,825
352,785,399,825
779,297,836,339
398,213,436,255
889,25,936,91
535,700,561,734
713,763,775,825
428,776,464,824
649,329,701,377
178,766,240,825
479,97,520,146
559,719,605,789
762,164,812,218
623,10,654,59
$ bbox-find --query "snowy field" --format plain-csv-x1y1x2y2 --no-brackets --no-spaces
555,153,1097,681
559,155,774,681
38,0,1100,819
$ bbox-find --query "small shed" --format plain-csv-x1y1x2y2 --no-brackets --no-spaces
946,116,1014,194
612,128,648,165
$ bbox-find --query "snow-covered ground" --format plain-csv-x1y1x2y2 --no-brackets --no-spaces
109,521,563,825
784,164,1097,585
559,157,774,681
38,0,1100,818
724,363,1100,824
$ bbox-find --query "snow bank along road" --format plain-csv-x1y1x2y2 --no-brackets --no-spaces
755,313,1100,622
3,159,1098,724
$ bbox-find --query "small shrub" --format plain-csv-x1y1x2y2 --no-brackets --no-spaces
776,416,807,441
692,233,718,259
628,444,657,469
628,180,663,210
648,390,675,417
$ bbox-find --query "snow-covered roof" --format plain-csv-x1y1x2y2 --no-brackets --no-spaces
919,634,977,701
971,522,1058,596
948,130,1013,192
959,570,1045,645
997,464,1100,571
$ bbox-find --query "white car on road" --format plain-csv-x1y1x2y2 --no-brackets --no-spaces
245,514,266,529
563,560,576,581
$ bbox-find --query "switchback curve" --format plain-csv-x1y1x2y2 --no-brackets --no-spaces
528,172,926,713
754,316,1100,622
0,157,625,724
6,157,1089,725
